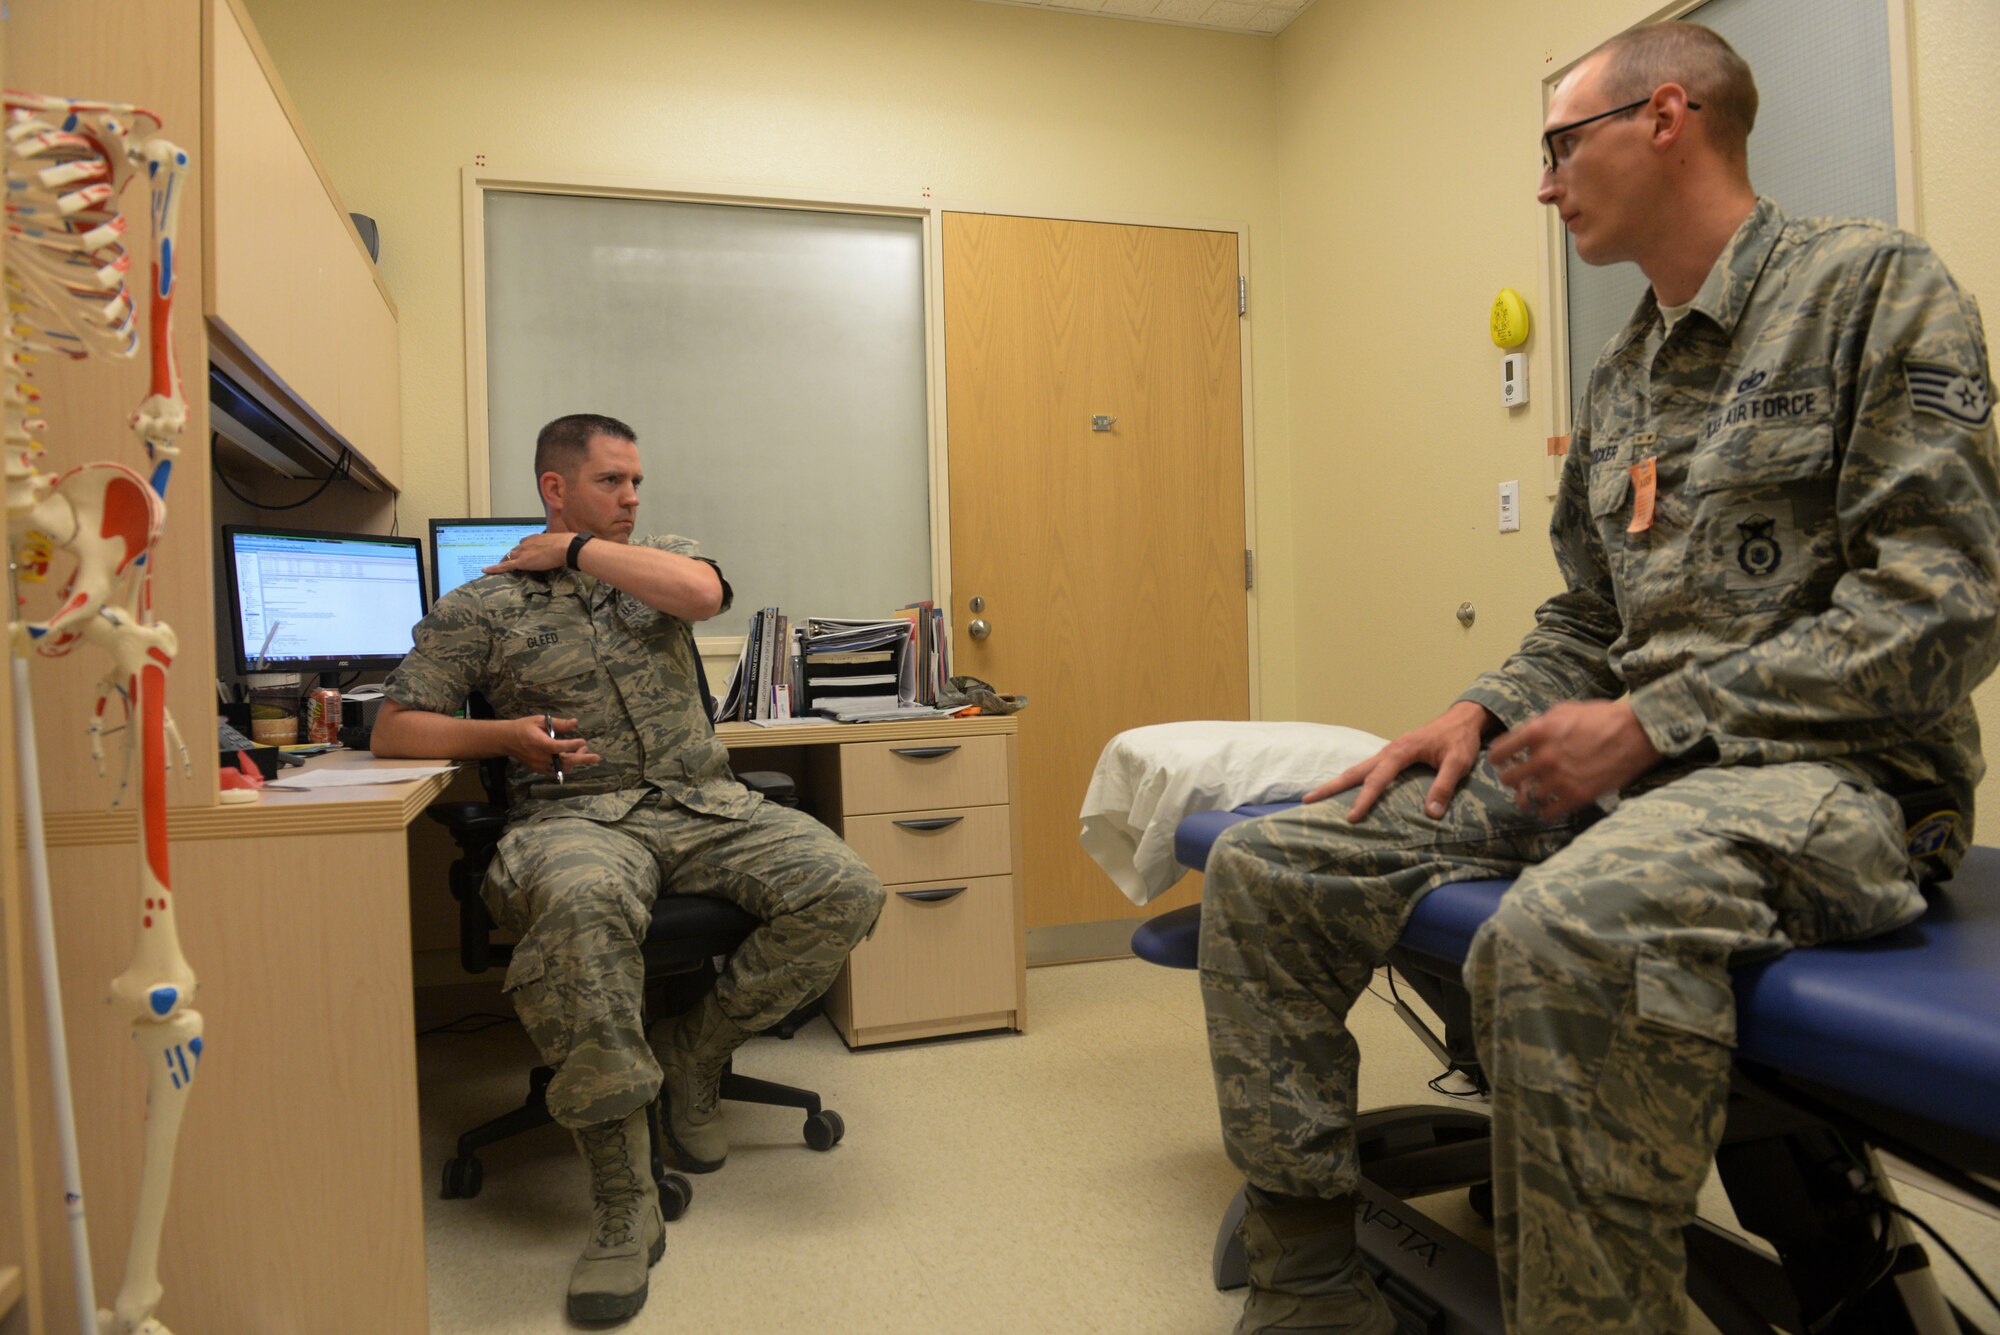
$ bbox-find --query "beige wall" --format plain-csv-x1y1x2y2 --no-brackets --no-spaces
246,0,2000,820
1274,0,2000,828
242,0,1298,716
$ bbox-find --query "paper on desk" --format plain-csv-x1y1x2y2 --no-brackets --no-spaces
263,764,455,789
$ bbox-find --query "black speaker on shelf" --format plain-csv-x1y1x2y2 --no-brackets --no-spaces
350,212,380,262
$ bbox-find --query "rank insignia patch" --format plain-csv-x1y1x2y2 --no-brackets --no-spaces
1736,514,1782,577
1906,362,1992,426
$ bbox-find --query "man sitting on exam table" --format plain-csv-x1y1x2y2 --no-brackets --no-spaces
371,412,884,1321
1199,23,2000,1335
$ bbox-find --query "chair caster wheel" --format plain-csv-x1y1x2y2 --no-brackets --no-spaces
441,1155,484,1199
657,1171,692,1221
1467,1180,1494,1222
804,1110,845,1151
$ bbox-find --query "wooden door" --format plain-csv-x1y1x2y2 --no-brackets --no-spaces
944,212,1250,941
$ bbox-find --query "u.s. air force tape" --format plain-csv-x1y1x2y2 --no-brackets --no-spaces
1905,361,1992,427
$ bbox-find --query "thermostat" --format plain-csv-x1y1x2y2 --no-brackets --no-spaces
1501,352,1528,407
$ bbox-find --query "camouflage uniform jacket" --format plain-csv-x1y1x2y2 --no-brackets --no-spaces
382,534,758,825
1462,198,2000,862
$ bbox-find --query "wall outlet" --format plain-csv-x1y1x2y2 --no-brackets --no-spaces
1498,480,1521,533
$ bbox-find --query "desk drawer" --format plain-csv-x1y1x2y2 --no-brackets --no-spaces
839,735,1008,816
842,804,1012,884
845,875,1017,1031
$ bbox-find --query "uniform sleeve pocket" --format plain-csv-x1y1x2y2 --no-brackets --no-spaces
1634,950,1735,1047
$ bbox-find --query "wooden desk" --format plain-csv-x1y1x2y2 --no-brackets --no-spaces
719,716,1026,1046
17,753,450,1334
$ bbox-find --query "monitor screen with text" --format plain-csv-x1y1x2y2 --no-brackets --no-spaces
223,526,428,674
429,518,546,602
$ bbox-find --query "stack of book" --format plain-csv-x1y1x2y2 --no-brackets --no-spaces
713,604,959,724
712,607,798,722
893,600,951,706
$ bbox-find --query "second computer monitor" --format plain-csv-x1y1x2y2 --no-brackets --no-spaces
429,517,547,602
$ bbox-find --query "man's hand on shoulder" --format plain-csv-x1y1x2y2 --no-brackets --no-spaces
1306,700,1497,823
1488,699,1661,821
481,531,568,575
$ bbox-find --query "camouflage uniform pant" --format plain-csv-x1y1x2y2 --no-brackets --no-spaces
1200,757,1924,1334
484,794,885,1130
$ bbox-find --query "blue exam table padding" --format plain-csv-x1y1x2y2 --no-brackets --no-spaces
1161,804,2000,1146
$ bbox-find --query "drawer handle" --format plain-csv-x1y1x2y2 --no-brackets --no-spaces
890,745,960,759
893,816,964,831
897,886,967,904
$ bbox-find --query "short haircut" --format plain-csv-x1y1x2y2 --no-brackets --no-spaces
533,413,636,482
1583,22,1758,159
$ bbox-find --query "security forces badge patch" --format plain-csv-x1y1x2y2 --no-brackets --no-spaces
1736,513,1782,578
1905,361,1992,427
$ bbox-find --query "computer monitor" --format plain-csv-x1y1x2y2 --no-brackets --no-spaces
428,517,546,602
222,525,428,679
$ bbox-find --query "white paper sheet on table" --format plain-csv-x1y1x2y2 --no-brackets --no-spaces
264,764,456,790
1079,721,1388,906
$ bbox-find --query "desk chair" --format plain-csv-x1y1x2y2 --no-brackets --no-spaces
1146,803,2000,1335
426,684,845,1221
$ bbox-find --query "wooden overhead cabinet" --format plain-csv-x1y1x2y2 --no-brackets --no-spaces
204,0,401,489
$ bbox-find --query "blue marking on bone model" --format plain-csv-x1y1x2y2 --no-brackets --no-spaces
149,985,178,1016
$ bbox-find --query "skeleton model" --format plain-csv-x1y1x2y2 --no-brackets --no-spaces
6,91,194,1335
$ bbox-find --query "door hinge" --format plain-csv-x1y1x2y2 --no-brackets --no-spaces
1244,548,1255,590
1238,276,1247,317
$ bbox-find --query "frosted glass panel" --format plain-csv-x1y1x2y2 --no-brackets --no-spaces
484,193,931,628
1564,0,1897,406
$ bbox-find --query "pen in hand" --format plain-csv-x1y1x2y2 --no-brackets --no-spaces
545,713,565,784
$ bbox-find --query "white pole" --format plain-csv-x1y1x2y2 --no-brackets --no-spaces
14,653,102,1335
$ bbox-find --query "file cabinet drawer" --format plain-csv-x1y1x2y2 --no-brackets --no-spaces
845,876,1017,1031
841,805,1012,884
838,735,1008,815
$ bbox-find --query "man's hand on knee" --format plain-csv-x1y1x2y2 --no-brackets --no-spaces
1489,699,1661,820
1305,700,1496,823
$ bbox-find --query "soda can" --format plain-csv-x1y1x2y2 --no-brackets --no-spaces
306,686,342,745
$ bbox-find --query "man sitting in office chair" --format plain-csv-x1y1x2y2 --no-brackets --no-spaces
1200,23,2000,1335
373,412,886,1321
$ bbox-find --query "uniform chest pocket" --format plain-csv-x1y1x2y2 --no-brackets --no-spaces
1688,422,1835,495
1588,459,1632,520
1687,422,1839,608
501,626,599,714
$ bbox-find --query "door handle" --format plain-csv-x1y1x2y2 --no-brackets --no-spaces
968,619,990,641
897,886,967,904
893,816,964,831
890,746,959,759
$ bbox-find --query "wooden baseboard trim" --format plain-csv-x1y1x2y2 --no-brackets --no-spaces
1026,919,1141,966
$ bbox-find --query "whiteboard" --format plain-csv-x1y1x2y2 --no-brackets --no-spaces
1563,0,1900,403
483,192,932,632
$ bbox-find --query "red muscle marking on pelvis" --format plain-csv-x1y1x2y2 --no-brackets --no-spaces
100,476,152,573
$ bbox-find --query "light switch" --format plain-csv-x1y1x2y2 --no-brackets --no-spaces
1498,480,1521,533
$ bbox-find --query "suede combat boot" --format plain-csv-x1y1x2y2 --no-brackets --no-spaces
1235,1186,1394,1335
567,1107,666,1322
653,991,750,1173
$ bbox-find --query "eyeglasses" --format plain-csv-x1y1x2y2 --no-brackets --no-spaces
1541,94,1701,173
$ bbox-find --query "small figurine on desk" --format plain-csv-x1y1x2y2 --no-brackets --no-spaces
5,90,198,1335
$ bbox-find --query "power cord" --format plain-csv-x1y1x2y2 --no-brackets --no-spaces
213,430,352,510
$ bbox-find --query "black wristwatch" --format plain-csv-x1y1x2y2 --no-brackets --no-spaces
566,533,594,570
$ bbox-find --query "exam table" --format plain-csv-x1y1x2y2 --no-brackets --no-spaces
1144,803,2000,1335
